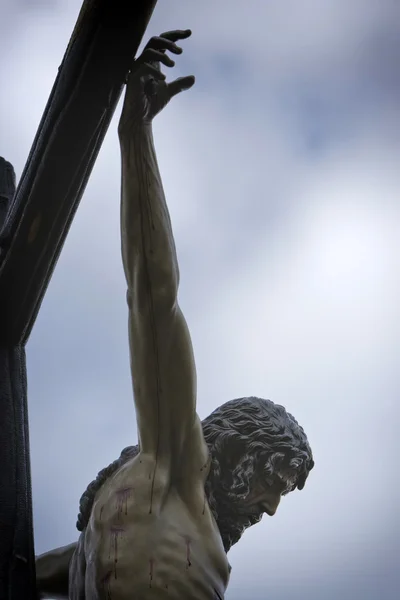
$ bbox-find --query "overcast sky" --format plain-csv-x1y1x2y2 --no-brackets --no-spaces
1,1,399,599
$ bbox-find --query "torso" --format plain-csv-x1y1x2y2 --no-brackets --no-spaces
76,451,229,600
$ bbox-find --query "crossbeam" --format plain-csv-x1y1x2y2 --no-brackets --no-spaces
0,2,157,597
0,0,157,345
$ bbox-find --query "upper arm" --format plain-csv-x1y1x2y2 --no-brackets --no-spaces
36,542,77,599
128,290,207,468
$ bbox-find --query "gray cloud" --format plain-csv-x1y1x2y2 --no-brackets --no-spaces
1,1,399,598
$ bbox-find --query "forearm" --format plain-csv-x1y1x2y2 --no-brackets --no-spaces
119,125,179,301
36,542,76,599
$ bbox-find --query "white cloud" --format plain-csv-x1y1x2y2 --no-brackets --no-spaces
1,1,398,598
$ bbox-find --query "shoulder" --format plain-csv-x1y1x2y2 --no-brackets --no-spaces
76,445,139,532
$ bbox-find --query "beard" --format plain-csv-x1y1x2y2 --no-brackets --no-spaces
213,495,264,552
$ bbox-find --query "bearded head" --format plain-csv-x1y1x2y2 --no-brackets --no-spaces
202,397,314,551
77,396,314,554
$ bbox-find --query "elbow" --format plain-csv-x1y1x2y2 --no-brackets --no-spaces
150,280,179,312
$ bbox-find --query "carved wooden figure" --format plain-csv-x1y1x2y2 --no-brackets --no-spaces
36,30,314,600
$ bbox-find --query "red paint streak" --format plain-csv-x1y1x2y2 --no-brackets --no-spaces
200,455,210,472
148,558,155,588
115,487,133,520
185,537,192,569
101,571,113,600
108,526,124,579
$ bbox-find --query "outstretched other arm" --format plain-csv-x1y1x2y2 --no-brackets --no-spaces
36,542,77,599
118,31,208,476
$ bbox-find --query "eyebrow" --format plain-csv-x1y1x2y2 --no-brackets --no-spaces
277,471,298,490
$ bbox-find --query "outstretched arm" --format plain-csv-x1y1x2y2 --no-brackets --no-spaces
36,542,77,599
118,31,207,474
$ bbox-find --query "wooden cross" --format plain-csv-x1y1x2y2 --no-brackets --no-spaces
0,2,157,597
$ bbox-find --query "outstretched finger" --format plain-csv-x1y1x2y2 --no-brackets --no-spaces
145,36,183,55
140,48,175,68
159,29,192,43
168,75,195,99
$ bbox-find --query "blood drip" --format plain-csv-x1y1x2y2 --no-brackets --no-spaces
115,487,132,520
185,537,192,568
101,571,112,600
149,558,154,588
108,526,124,579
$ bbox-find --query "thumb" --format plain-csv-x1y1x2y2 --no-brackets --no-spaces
168,75,195,99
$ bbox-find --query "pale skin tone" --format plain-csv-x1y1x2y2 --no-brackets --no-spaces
36,29,285,600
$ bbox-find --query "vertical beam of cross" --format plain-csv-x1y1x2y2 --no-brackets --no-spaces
0,159,34,599
0,1,158,597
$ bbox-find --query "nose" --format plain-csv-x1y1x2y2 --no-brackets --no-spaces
261,494,281,516
261,502,277,516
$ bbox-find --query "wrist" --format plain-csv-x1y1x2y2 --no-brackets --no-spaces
118,119,152,144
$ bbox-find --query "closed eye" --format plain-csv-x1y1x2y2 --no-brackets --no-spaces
277,473,298,495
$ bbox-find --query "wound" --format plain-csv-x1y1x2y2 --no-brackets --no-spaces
200,455,211,472
101,571,113,600
108,526,124,579
115,487,133,520
99,505,104,521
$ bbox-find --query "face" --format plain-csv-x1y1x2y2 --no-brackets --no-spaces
243,469,299,517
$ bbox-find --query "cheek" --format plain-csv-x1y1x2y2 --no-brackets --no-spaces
275,492,282,505
268,491,282,511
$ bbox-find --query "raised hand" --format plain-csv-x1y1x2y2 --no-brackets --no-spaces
119,29,195,133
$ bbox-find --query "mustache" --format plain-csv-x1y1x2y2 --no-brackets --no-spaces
235,504,264,524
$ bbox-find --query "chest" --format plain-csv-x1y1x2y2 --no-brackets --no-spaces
84,463,230,598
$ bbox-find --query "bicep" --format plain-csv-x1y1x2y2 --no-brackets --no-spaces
128,295,204,463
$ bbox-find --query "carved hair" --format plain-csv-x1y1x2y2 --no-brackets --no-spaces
77,397,314,551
